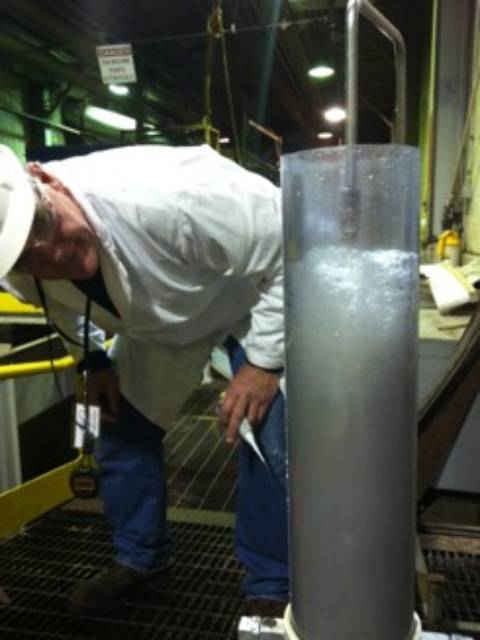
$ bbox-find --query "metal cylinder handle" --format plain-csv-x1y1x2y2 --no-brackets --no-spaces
346,0,407,145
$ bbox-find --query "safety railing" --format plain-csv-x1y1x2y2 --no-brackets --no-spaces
0,353,75,381
0,310,80,538
0,292,72,380
0,291,43,316
0,454,82,539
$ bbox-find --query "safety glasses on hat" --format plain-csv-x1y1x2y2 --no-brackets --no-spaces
0,145,36,278
12,178,58,272
24,178,58,248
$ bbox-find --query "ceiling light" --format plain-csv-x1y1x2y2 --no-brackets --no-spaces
85,105,137,131
323,106,346,124
308,65,335,79
108,84,130,97
219,137,230,144
317,132,333,140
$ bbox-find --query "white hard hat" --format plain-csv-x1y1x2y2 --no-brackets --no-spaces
0,145,36,278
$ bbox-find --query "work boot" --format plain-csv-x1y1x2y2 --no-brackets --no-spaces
245,598,287,619
69,560,166,615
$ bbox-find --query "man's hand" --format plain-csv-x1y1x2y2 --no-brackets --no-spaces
85,368,120,423
218,364,279,444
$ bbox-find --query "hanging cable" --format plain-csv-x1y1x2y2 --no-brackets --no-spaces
232,0,241,26
8,17,323,58
205,1,221,130
34,279,82,403
449,56,480,208
217,3,243,164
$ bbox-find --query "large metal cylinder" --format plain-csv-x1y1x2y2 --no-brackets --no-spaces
282,144,419,639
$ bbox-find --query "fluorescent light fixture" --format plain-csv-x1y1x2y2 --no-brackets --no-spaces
308,65,335,79
145,129,162,136
108,84,130,96
317,131,333,140
85,105,136,131
219,137,230,144
323,106,346,123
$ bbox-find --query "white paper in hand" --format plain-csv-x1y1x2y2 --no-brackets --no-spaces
73,404,101,449
239,418,268,467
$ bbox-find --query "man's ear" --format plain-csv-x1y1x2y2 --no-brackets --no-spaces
26,162,71,197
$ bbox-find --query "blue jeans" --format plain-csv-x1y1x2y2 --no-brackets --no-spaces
95,401,169,570
95,339,289,601
224,337,289,601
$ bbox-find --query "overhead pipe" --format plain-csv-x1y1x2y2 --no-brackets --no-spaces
0,104,86,137
0,5,213,128
0,31,108,100
0,29,186,131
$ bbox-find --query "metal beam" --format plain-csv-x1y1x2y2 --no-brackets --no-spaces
0,380,22,492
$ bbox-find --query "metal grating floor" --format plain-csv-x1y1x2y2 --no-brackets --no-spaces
0,509,244,639
3,383,480,637
0,379,245,639
2,509,480,638
164,381,238,512
424,546,480,630
58,379,238,516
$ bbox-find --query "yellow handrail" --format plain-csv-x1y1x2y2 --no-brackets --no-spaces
0,292,74,379
0,292,43,315
0,296,110,538
0,355,75,381
0,339,112,381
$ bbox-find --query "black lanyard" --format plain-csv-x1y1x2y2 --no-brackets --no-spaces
34,278,93,447
34,279,87,349
34,279,99,497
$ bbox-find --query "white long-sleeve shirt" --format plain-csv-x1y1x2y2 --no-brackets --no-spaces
3,145,284,426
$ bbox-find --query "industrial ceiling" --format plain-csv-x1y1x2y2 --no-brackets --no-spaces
0,0,428,172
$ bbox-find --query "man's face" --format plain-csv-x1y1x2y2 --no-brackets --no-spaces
16,178,99,280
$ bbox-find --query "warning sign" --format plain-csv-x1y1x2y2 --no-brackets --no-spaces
96,43,137,84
